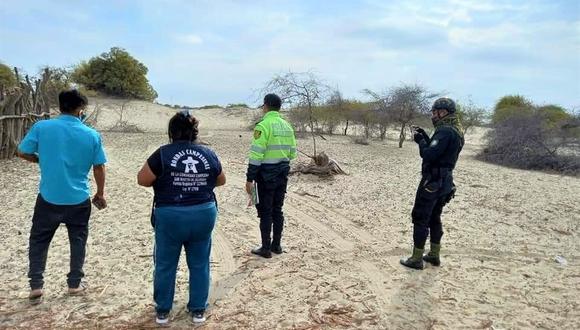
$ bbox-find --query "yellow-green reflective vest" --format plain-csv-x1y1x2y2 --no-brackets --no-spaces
249,111,297,165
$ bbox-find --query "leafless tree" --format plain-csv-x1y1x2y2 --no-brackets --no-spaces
365,84,437,147
260,71,330,157
362,89,392,140
459,99,487,134
108,99,142,133
83,101,103,128
324,89,346,135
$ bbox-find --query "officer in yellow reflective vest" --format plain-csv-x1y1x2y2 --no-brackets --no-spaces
245,93,297,258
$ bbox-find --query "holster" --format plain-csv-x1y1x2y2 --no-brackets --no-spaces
422,168,443,193
442,184,456,205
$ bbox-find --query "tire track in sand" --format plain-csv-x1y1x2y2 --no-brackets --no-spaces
229,176,394,315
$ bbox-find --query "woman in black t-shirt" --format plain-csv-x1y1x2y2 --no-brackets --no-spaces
137,111,226,325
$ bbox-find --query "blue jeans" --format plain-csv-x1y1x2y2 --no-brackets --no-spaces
153,202,217,313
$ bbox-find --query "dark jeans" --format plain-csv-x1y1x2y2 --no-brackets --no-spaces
28,194,91,290
411,179,455,249
255,169,289,250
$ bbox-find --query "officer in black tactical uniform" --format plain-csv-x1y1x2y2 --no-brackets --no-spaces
400,97,464,270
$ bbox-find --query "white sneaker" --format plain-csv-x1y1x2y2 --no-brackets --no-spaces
156,312,169,324
192,310,206,323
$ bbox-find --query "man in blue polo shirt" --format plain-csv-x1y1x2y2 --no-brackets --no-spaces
17,89,107,304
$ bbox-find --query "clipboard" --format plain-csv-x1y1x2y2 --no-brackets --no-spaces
247,181,259,207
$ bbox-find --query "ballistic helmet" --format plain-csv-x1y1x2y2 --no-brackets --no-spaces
432,97,456,113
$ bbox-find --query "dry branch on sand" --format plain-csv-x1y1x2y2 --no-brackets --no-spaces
291,151,347,176
106,121,144,133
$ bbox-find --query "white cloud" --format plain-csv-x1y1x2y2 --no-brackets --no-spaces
448,23,525,47
174,34,203,45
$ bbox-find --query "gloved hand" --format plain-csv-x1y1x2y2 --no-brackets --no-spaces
412,126,428,143
413,132,424,143
414,127,426,136
412,126,424,143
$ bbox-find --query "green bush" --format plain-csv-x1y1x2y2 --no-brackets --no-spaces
40,67,72,108
537,105,571,128
0,62,17,88
492,95,534,124
71,47,157,101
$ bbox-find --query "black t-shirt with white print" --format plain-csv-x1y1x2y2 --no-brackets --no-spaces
147,141,222,207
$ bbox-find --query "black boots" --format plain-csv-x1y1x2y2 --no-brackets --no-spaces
251,245,283,257
251,247,272,258
400,247,425,270
271,245,283,254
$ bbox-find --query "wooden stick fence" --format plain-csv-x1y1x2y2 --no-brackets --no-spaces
0,68,52,159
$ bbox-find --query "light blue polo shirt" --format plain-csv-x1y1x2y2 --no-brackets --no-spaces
18,114,107,205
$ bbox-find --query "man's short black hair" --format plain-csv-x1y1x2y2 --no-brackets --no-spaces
263,93,282,110
59,90,88,113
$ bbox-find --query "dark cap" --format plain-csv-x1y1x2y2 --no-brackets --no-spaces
263,93,282,110
432,97,456,113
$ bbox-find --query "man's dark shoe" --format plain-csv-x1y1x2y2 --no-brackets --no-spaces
271,245,283,254
400,247,425,270
251,247,272,258
29,289,43,305
423,254,441,266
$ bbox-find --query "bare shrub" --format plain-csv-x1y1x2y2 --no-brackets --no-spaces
247,110,264,131
106,100,143,133
364,84,438,148
287,107,310,133
352,136,369,145
479,114,580,175
458,99,487,134
107,122,144,133
83,102,102,128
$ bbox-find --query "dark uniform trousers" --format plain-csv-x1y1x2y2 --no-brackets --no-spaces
411,176,455,249
28,194,91,290
255,168,289,250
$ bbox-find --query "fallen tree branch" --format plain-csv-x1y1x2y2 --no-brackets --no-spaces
291,151,347,176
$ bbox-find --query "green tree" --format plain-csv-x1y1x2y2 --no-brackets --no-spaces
492,95,534,124
71,47,157,101
40,66,72,108
0,62,17,88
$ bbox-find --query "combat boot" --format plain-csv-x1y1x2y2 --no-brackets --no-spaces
423,243,441,266
251,247,272,258
271,237,283,254
271,245,283,254
400,247,424,270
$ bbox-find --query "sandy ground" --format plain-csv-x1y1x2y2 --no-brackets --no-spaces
0,99,579,329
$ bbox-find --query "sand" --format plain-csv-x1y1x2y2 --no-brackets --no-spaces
0,99,578,329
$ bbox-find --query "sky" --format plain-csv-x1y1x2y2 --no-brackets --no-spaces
1,0,579,110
